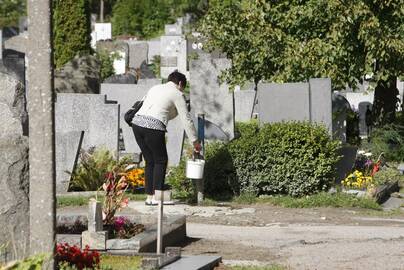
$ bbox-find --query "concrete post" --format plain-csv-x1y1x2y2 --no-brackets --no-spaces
27,0,56,262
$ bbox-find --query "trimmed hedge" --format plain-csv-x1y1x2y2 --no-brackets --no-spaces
53,0,91,69
169,121,340,200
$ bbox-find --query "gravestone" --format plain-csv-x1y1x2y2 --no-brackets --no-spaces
258,82,310,123
91,23,112,48
258,79,333,135
56,131,84,193
54,55,101,94
147,39,161,63
190,54,235,140
127,42,148,69
345,92,374,136
234,90,256,122
101,79,185,166
309,78,332,133
55,93,120,156
4,31,28,54
160,36,187,78
332,92,351,142
0,71,29,259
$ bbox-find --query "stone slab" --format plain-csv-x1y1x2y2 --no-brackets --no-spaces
258,82,310,124
127,42,148,69
82,230,108,250
160,36,187,78
88,200,103,232
147,39,161,63
234,90,255,122
335,146,357,184
161,255,222,270
382,197,404,211
4,32,28,54
101,80,184,166
55,93,119,156
190,54,235,140
332,92,351,142
309,78,332,134
56,234,82,247
344,91,374,136
106,215,186,252
55,131,84,193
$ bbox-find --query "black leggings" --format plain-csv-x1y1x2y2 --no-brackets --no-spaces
132,124,168,195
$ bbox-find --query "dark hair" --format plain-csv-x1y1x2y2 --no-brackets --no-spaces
167,70,187,88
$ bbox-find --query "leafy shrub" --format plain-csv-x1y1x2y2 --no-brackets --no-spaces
373,167,403,186
370,124,404,162
3,254,48,270
166,159,196,202
228,121,340,197
96,50,122,82
203,141,237,198
69,148,117,191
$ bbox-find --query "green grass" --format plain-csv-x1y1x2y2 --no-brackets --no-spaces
233,192,382,210
99,255,141,270
57,193,146,208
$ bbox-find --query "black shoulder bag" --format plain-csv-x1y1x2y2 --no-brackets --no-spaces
124,100,143,127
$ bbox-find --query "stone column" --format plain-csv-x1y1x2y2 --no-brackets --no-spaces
27,0,56,260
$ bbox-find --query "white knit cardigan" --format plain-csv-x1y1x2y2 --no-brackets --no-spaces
135,81,198,143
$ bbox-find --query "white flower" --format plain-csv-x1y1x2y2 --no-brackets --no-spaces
364,152,373,157
357,150,366,155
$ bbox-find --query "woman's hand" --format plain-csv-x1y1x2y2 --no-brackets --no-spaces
193,141,202,153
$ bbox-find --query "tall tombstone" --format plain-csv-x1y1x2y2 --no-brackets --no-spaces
27,0,56,258
160,35,187,78
258,82,311,124
332,92,350,142
234,90,256,122
127,41,148,69
147,39,161,63
345,92,374,136
190,54,235,140
309,78,332,134
258,79,333,135
0,71,29,260
100,79,185,166
55,93,120,155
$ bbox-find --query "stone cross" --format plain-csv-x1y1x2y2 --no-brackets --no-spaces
27,0,56,262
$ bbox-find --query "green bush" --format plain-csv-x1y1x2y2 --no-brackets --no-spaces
96,50,122,81
166,158,196,202
203,141,237,199
4,254,48,269
373,167,404,186
370,124,404,162
53,0,91,68
69,148,117,191
229,122,340,196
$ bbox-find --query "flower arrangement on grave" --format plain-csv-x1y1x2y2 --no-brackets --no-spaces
342,151,381,190
126,167,145,188
111,216,145,239
56,243,100,270
102,166,130,225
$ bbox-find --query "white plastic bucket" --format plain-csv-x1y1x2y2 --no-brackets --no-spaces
186,159,205,179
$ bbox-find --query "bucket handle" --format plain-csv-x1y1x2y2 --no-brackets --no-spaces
192,151,204,161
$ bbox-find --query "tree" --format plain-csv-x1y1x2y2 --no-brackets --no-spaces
53,0,92,68
111,0,207,38
200,0,404,123
0,0,26,28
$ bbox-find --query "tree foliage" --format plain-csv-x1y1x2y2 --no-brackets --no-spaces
200,0,404,91
53,0,92,69
0,0,26,28
111,0,207,38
